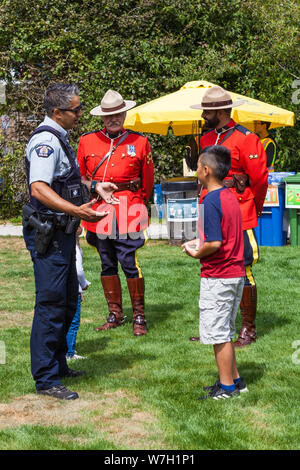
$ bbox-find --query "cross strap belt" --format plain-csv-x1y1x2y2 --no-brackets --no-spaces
114,177,141,192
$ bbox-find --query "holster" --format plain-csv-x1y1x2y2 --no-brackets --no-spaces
224,174,249,194
22,204,55,255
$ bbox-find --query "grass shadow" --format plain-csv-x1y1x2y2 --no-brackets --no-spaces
257,313,291,338
67,352,157,382
78,336,111,354
238,361,266,385
235,311,291,339
121,302,185,326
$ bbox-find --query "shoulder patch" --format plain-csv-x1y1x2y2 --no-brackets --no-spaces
235,124,252,136
35,145,54,158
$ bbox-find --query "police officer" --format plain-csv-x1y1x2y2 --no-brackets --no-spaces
254,121,277,172
77,90,154,336
190,86,268,347
23,83,117,400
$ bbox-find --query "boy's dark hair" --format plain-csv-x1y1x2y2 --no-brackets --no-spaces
200,145,231,180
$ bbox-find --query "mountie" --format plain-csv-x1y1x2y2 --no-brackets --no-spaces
104,454,139,468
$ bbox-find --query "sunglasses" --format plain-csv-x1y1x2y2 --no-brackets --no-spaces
58,103,83,114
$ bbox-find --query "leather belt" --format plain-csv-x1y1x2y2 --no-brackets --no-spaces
115,178,141,192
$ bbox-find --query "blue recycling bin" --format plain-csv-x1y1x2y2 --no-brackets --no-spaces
254,185,286,246
254,172,295,246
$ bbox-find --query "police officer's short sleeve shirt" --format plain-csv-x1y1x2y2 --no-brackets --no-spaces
26,116,72,186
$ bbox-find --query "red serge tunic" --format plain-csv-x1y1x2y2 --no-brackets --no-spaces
200,120,268,230
77,129,154,235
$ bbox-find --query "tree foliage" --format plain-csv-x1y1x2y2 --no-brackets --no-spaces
0,0,299,216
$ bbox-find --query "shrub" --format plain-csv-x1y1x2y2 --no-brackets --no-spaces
0,141,28,219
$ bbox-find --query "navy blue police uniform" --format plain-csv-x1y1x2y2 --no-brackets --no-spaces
23,116,84,391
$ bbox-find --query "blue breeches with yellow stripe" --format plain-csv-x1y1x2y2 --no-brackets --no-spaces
86,226,146,279
243,229,259,286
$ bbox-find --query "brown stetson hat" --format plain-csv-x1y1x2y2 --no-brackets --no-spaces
90,89,136,116
190,85,245,110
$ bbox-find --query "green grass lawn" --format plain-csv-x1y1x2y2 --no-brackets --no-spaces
0,237,299,450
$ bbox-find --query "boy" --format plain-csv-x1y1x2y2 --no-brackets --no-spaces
182,145,247,400
66,225,90,360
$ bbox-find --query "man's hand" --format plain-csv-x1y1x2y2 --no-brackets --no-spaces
96,182,120,204
76,199,108,223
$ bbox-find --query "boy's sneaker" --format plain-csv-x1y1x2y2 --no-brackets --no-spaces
66,354,87,360
235,376,248,393
199,383,240,400
203,377,248,395
203,380,221,393
37,385,79,400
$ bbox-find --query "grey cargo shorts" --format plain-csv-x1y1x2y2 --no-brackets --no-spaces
199,277,244,344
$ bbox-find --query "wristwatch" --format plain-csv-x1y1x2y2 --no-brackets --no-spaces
90,180,98,198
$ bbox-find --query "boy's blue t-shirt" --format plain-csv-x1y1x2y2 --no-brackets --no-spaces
199,186,245,278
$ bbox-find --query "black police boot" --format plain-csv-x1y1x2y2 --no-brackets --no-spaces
37,385,79,400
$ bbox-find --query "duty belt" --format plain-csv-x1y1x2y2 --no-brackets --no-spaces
114,178,141,192
39,212,79,233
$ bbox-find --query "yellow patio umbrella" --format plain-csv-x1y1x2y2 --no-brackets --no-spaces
124,80,295,136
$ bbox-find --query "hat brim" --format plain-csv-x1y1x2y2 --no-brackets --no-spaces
190,100,245,110
90,100,136,116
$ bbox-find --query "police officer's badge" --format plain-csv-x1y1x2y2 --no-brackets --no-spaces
35,145,54,158
127,145,136,157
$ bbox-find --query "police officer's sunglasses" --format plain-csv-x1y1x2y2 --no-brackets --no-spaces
58,104,83,114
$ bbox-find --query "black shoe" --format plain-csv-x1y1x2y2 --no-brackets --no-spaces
199,384,240,400
235,376,248,393
203,380,221,395
62,368,86,378
203,377,248,395
37,385,79,400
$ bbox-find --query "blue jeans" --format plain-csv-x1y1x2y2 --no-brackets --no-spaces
66,294,81,356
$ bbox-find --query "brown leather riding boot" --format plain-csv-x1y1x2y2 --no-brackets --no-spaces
95,275,125,331
234,285,257,348
127,277,147,336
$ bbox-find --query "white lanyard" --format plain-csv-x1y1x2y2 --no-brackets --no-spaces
214,126,235,145
102,138,114,183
